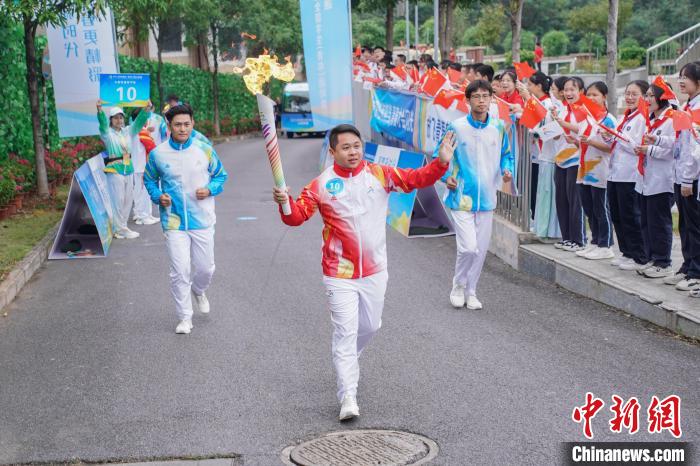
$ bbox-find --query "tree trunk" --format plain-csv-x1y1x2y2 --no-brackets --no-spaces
439,0,447,59
385,3,394,49
23,17,48,197
606,0,619,112
444,0,454,59
510,0,524,63
152,26,164,110
211,22,220,137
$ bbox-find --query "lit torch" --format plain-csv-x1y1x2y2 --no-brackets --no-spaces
233,54,295,214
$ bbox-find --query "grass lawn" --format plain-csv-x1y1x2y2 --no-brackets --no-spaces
0,186,68,281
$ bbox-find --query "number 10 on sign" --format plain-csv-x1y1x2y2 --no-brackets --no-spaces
99,73,150,107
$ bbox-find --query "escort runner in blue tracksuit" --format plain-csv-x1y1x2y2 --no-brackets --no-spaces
144,104,228,334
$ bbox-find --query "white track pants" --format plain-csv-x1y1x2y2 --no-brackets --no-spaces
164,227,216,320
451,210,494,296
322,269,388,402
132,172,153,220
106,172,134,234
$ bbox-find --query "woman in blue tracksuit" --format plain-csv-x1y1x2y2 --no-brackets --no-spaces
634,80,677,278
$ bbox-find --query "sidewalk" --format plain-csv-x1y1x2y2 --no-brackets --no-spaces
519,240,700,340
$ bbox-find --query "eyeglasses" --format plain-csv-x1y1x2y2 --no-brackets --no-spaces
470,94,491,101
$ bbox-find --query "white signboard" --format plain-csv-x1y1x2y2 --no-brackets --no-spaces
46,9,119,137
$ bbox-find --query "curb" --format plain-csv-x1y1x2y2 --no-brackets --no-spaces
0,223,58,313
518,245,700,341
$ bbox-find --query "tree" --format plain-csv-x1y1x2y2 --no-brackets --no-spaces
4,0,103,197
542,30,569,57
353,17,385,48
502,30,535,56
360,0,398,50
113,0,185,109
503,0,525,63
568,0,632,38
606,0,618,112
470,4,506,49
393,20,414,46
577,32,606,54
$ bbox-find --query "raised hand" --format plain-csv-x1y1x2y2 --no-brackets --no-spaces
438,131,457,164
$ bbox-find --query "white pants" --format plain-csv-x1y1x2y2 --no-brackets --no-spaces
322,269,388,402
451,210,494,296
106,173,134,233
131,172,153,220
164,227,216,320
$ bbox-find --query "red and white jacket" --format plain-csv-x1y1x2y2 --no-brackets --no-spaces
280,158,448,279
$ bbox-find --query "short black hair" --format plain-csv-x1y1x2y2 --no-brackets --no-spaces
407,60,419,66
627,80,650,95
475,64,495,82
449,62,462,72
650,80,676,111
586,81,608,97
564,76,585,91
680,62,700,84
529,71,553,93
397,54,406,62
465,79,494,99
329,124,362,150
165,103,194,122
373,46,385,53
553,76,569,92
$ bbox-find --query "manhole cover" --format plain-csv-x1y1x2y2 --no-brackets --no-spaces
284,429,439,466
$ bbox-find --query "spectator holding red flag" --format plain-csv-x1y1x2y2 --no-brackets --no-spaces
666,62,700,295
575,82,616,260
606,80,650,271
633,80,677,278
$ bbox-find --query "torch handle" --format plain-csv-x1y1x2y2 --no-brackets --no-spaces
278,181,292,215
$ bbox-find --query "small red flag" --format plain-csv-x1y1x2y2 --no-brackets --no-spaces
434,89,466,110
520,97,548,129
637,96,651,130
669,109,693,131
410,67,420,83
456,98,469,113
354,44,361,57
447,67,462,84
392,64,407,82
691,108,700,124
513,61,536,81
652,75,677,101
577,94,608,121
494,96,511,122
354,60,370,71
362,76,382,84
420,68,448,97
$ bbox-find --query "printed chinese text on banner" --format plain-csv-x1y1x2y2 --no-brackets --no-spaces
299,0,353,130
370,88,417,146
46,9,119,137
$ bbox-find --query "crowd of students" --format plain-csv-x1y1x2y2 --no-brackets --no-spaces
353,46,700,299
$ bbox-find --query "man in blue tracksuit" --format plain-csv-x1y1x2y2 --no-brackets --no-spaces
434,80,514,310
144,104,228,334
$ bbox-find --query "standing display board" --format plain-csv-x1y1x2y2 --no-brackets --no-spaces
49,155,114,259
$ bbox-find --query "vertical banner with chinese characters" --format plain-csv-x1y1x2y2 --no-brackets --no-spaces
46,9,119,137
299,0,353,130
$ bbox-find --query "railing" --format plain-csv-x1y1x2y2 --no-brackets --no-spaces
495,126,532,232
647,23,700,75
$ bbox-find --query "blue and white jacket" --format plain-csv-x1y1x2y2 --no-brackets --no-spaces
433,114,514,212
144,136,228,231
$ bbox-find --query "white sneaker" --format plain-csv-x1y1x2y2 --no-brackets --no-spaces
665,273,686,286
449,283,465,308
635,261,654,275
466,295,483,310
576,245,597,257
114,228,140,239
584,247,615,260
676,278,700,291
193,292,210,314
142,215,160,225
643,265,673,278
610,256,627,267
339,395,359,421
553,241,567,249
619,259,642,271
175,319,193,334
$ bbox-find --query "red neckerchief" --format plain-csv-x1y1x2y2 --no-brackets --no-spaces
579,115,602,170
610,109,639,152
638,110,671,175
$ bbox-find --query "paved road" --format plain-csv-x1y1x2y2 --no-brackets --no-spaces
0,137,697,465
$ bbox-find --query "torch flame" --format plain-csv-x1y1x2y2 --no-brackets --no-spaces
232,54,295,95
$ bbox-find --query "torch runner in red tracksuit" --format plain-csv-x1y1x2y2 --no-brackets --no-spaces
273,124,456,421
